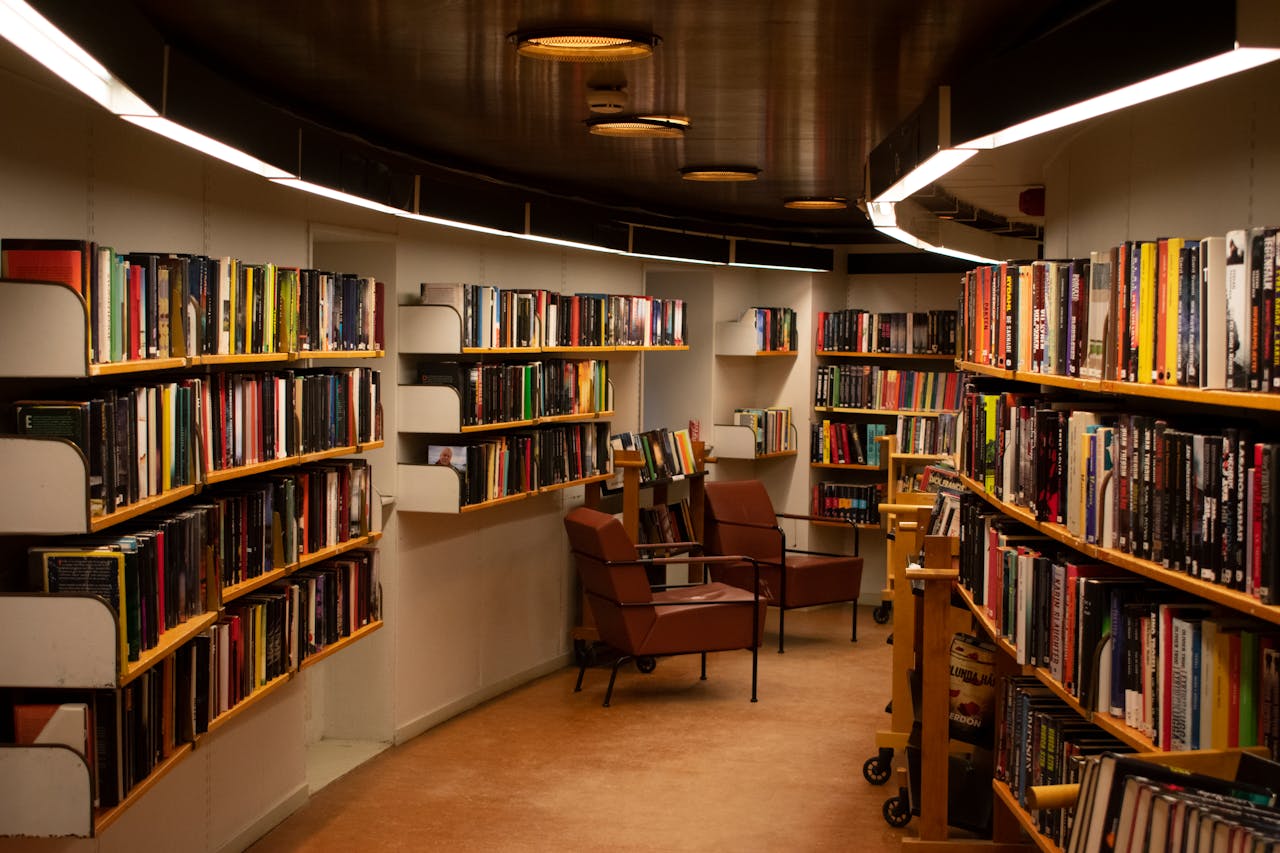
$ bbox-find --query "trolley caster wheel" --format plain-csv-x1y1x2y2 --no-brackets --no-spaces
636,656,657,674
863,754,892,785
883,794,911,828
873,603,892,624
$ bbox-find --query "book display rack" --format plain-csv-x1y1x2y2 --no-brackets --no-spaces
0,270,385,838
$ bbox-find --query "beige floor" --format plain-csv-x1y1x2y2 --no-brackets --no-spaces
251,604,916,852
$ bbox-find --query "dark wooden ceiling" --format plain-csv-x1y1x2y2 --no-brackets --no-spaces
106,1,1068,244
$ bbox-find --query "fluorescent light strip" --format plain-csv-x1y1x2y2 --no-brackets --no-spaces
125,116,294,178
961,47,1280,149
875,225,998,264
730,262,827,272
874,148,977,203
628,252,725,266
866,201,898,228
0,0,155,116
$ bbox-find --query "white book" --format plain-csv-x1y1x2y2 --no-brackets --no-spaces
1085,250,1111,379
1224,229,1249,389
1096,427,1116,549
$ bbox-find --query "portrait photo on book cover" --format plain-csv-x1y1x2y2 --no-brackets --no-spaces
428,444,467,474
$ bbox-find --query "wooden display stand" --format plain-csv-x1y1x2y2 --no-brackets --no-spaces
570,441,709,650
902,535,1031,852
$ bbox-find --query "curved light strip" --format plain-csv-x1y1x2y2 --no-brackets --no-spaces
784,197,848,210
875,149,977,203
510,28,660,62
680,166,759,182
587,115,689,138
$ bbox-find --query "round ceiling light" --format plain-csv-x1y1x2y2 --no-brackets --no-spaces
510,28,660,62
680,166,760,182
784,197,849,210
586,86,629,114
587,115,689,138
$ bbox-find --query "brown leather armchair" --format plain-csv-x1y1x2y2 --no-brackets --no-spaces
563,506,766,707
702,479,863,653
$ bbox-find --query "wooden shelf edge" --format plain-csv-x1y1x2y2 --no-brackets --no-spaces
538,410,615,424
90,356,188,376
459,491,534,512
292,533,380,573
810,519,880,530
204,445,362,484
93,742,194,835
953,582,1021,663
1088,709,1156,752
817,350,957,360
957,360,1015,380
813,407,957,418
460,418,537,433
196,352,291,365
539,472,612,494
810,462,883,471
221,567,289,604
90,484,199,532
957,473,1280,627
358,439,385,452
121,611,220,687
299,620,383,670
203,672,294,737
991,780,1063,853
292,349,384,360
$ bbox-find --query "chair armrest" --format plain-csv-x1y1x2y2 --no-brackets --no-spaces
785,547,860,559
635,541,701,551
709,518,783,533
776,512,861,556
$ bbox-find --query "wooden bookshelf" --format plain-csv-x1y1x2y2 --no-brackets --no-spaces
299,620,384,670
539,409,615,424
221,567,290,603
539,472,614,494
91,356,188,375
809,462,883,471
812,406,956,417
541,345,615,354
90,485,200,532
203,445,362,485
198,352,292,365
817,350,956,361
991,780,1062,853
205,672,294,736
956,359,1014,380
957,473,1280,626
292,349,384,360
459,491,534,512
953,582,1021,663
122,611,221,687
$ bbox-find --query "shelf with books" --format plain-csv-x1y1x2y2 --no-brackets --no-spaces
298,620,384,671
203,445,362,485
91,357,189,376
397,382,613,434
956,359,1014,381
817,351,956,362
809,461,884,472
815,308,959,357
957,472,1280,627
204,672,294,737
991,780,1061,853
291,349,385,361
715,306,798,355
711,419,797,460
813,406,956,418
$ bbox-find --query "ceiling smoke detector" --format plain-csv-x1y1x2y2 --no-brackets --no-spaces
586,86,629,114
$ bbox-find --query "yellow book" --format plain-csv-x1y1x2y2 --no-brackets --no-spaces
256,605,266,687
244,265,255,354
1164,238,1183,385
822,419,831,463
265,264,277,355
1137,241,1157,383
161,382,174,492
226,257,238,355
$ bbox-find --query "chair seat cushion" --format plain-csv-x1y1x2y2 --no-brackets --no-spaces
781,555,862,609
639,583,766,655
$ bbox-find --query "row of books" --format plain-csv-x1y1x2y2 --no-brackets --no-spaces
744,306,798,352
637,498,697,552
732,407,793,455
960,227,1280,392
420,282,688,349
13,368,382,518
810,481,882,525
0,238,384,364
811,420,875,466
418,358,610,425
961,493,1280,756
814,365,962,411
896,413,959,456
816,309,958,354
428,422,610,505
609,427,700,486
9,549,380,811
995,676,1128,847
961,390,1280,602
1066,751,1280,853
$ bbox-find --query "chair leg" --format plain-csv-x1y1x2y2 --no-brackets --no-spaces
603,655,632,707
851,598,859,643
777,607,786,654
750,643,758,703
574,659,587,693
700,651,707,681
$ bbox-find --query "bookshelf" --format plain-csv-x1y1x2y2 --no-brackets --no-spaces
395,299,622,513
0,269,385,837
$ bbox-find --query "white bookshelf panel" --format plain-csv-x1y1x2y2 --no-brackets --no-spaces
397,385,464,433
0,280,89,378
398,304,463,354
396,464,464,514
714,309,760,356
0,595,119,687
0,437,91,534
711,423,760,459
0,746,94,837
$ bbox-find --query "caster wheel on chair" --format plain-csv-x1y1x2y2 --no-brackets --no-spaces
573,639,597,668
872,603,892,624
635,656,657,674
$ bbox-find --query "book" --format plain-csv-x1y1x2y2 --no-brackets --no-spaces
40,549,129,667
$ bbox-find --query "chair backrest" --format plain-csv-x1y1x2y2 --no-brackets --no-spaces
703,479,783,564
563,506,655,652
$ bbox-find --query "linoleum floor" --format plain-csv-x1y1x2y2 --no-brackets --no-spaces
250,604,913,852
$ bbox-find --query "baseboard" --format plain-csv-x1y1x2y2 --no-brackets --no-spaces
394,652,573,745
215,783,309,853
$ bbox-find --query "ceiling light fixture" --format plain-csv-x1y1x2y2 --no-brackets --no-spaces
784,197,848,211
585,86,628,114
510,28,660,62
679,166,760,182
587,115,689,138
